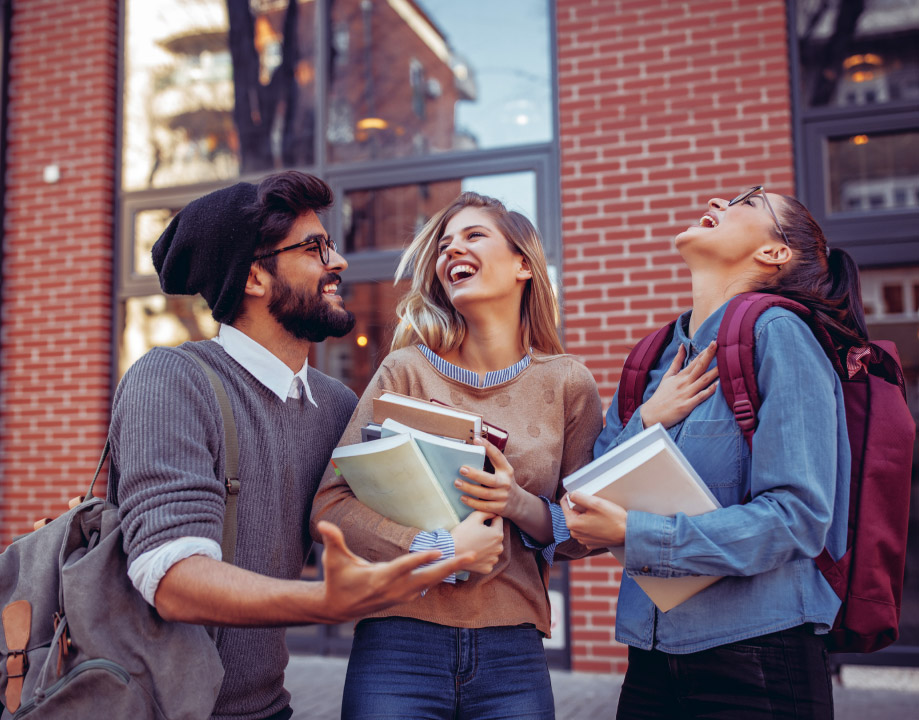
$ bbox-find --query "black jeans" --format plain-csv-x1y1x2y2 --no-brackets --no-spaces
617,625,834,720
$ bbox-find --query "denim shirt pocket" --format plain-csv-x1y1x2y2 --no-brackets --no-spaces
678,418,743,501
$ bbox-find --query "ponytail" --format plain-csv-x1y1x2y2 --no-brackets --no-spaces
755,196,868,349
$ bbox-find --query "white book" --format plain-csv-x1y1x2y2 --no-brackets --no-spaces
331,434,462,531
564,423,722,612
379,419,486,523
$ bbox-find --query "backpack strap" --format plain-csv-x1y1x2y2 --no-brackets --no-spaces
716,292,842,450
186,353,242,566
86,351,242,565
2,599,32,713
617,322,677,427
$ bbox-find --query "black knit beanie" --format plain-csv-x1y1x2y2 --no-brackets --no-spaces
152,182,261,323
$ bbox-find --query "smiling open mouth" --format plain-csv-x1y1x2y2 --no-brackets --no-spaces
699,214,718,228
449,264,477,282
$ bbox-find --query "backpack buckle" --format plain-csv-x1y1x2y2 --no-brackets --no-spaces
732,400,756,430
225,478,240,495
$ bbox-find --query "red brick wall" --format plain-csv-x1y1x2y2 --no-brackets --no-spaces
0,0,118,545
556,0,795,673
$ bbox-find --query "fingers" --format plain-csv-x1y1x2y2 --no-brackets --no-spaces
689,367,719,397
568,490,620,514
684,341,717,380
664,343,687,377
316,521,363,565
473,437,512,473
456,477,500,499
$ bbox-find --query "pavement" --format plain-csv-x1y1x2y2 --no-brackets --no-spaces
284,653,919,719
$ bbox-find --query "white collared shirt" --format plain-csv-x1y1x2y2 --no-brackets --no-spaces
213,323,317,406
127,325,317,606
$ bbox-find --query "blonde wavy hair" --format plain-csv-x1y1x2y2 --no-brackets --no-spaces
391,192,564,356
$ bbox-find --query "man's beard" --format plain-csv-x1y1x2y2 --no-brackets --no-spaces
267,271,356,342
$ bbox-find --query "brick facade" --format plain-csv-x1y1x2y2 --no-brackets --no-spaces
0,0,118,544
556,0,795,672
0,0,798,673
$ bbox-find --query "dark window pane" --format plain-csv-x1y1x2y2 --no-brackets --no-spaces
827,129,919,214
123,0,317,191
796,0,919,111
326,0,552,163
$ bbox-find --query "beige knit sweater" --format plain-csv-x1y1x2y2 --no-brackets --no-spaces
310,345,602,636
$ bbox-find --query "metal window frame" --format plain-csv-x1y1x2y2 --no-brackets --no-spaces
787,0,919,268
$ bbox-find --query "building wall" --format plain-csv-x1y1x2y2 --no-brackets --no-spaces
0,0,118,545
556,0,795,673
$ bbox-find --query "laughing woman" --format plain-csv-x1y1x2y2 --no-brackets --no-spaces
311,192,601,719
564,187,867,720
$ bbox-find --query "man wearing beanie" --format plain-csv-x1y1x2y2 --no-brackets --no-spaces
107,171,469,720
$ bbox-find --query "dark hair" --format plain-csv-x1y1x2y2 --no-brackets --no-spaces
249,170,334,276
755,195,868,349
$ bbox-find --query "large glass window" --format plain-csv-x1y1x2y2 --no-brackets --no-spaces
122,0,318,191
117,2,563,661
320,171,539,395
796,0,919,110
827,129,919,214
326,0,552,163
792,0,919,263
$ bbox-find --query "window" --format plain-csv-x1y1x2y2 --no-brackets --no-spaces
117,0,565,665
791,0,919,264
118,0,559,393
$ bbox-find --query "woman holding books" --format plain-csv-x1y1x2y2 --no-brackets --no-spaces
563,187,866,719
311,192,602,719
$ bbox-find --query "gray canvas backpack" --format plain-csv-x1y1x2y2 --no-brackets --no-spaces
0,353,240,719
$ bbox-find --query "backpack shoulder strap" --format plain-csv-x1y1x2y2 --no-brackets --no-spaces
716,292,840,449
618,322,677,427
85,350,241,563
185,352,242,566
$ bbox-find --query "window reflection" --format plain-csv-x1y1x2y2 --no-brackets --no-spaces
316,279,409,396
120,295,218,377
133,208,180,276
327,0,552,163
797,0,919,109
827,130,919,213
122,0,317,191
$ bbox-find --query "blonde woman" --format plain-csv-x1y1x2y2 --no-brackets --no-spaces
311,192,601,719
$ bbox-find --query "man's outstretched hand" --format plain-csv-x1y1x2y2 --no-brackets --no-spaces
314,521,475,623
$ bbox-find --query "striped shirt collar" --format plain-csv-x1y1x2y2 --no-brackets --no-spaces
417,344,531,388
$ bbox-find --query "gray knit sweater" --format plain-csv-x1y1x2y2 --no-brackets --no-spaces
108,340,357,720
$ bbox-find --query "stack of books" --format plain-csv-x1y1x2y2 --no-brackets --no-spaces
331,393,494,532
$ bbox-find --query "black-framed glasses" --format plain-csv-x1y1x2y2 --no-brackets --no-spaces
727,186,790,246
253,235,338,265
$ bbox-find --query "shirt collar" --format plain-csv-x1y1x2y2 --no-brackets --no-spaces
212,324,316,405
675,299,731,355
418,344,531,388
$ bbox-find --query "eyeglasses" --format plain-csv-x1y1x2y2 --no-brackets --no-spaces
727,186,790,246
253,235,338,265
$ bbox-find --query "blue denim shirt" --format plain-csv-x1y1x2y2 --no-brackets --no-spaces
594,299,849,654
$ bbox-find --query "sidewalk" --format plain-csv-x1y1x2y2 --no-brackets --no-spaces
285,653,919,719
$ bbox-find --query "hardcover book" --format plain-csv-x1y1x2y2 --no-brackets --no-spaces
564,423,722,612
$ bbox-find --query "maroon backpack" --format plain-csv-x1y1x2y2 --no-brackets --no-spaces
617,292,915,653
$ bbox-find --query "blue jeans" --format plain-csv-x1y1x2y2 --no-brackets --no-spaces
617,625,834,720
341,617,555,720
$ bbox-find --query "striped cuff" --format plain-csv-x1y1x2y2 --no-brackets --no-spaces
409,529,456,585
519,497,570,566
